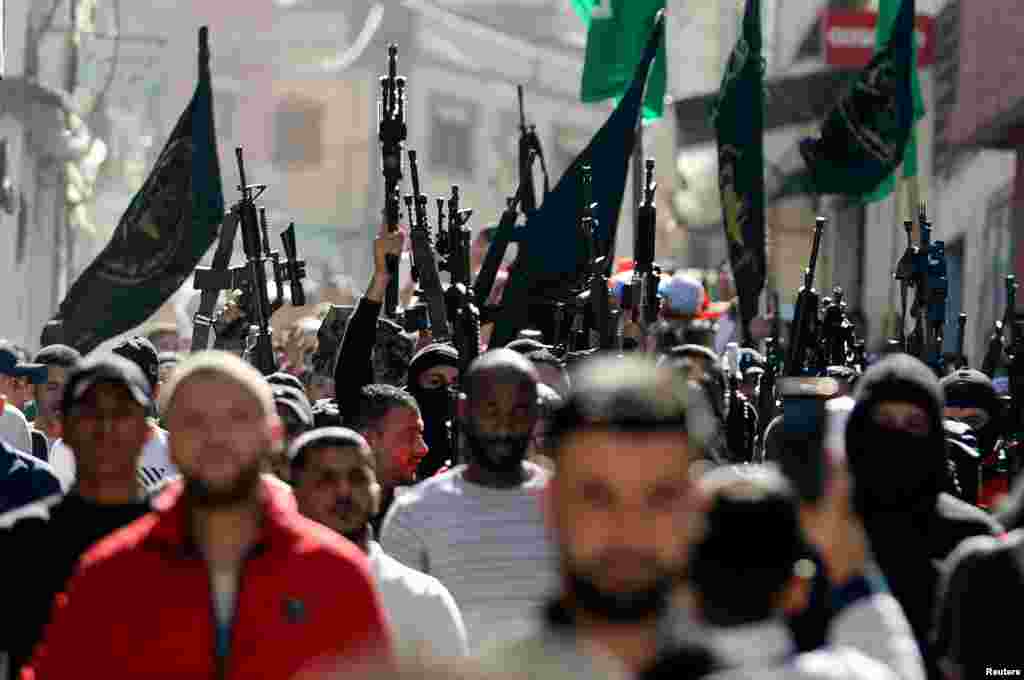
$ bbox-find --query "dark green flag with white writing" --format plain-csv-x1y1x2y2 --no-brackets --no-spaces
713,0,765,330
769,0,916,200
51,28,224,353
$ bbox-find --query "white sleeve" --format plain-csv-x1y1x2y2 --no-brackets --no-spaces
421,578,469,658
48,440,77,493
829,592,927,680
379,500,430,574
2,406,32,458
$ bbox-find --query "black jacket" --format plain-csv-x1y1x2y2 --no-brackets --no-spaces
844,355,1002,678
333,296,381,423
0,493,150,679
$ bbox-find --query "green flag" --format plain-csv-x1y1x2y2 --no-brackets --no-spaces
714,0,766,330
51,28,224,353
768,0,917,199
573,0,666,120
863,0,926,202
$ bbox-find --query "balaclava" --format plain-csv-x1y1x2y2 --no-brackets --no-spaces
845,354,948,515
941,368,1001,454
407,343,459,476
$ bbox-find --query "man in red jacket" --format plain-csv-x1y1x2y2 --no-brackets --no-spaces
24,351,392,680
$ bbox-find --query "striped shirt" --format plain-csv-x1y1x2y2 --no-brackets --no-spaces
379,463,558,654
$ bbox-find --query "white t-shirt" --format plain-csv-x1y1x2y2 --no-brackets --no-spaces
379,463,558,653
368,541,468,659
0,404,32,455
48,425,178,494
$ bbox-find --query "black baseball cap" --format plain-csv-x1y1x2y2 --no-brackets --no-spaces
62,353,153,414
111,336,160,391
0,344,48,384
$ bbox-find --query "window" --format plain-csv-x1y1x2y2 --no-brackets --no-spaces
975,186,1013,364
429,93,477,175
273,97,324,168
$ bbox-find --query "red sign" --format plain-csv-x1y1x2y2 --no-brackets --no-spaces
821,10,935,68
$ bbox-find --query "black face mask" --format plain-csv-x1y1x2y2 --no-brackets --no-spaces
410,386,454,476
851,423,940,512
462,420,531,477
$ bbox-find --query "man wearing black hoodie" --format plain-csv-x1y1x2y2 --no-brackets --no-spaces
406,343,459,477
844,354,1002,678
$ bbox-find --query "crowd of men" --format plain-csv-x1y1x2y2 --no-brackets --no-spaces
0,220,1021,679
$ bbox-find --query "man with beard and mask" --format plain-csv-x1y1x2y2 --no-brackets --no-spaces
23,352,392,679
347,384,428,531
483,354,714,680
406,343,460,478
380,349,556,653
844,354,1002,678
940,369,1005,509
291,427,468,658
1,354,153,680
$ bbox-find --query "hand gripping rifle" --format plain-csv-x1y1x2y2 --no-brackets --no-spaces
785,217,826,377
627,159,660,334
982,275,1017,377
378,45,407,320
405,150,451,343
517,85,549,215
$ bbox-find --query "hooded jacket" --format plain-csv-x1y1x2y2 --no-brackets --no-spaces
407,343,459,477
844,355,1001,676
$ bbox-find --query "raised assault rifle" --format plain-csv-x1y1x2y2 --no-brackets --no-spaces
405,150,451,343
378,45,407,320
785,217,826,376
628,159,660,334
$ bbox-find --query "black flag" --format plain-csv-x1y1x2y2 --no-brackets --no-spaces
50,27,224,353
